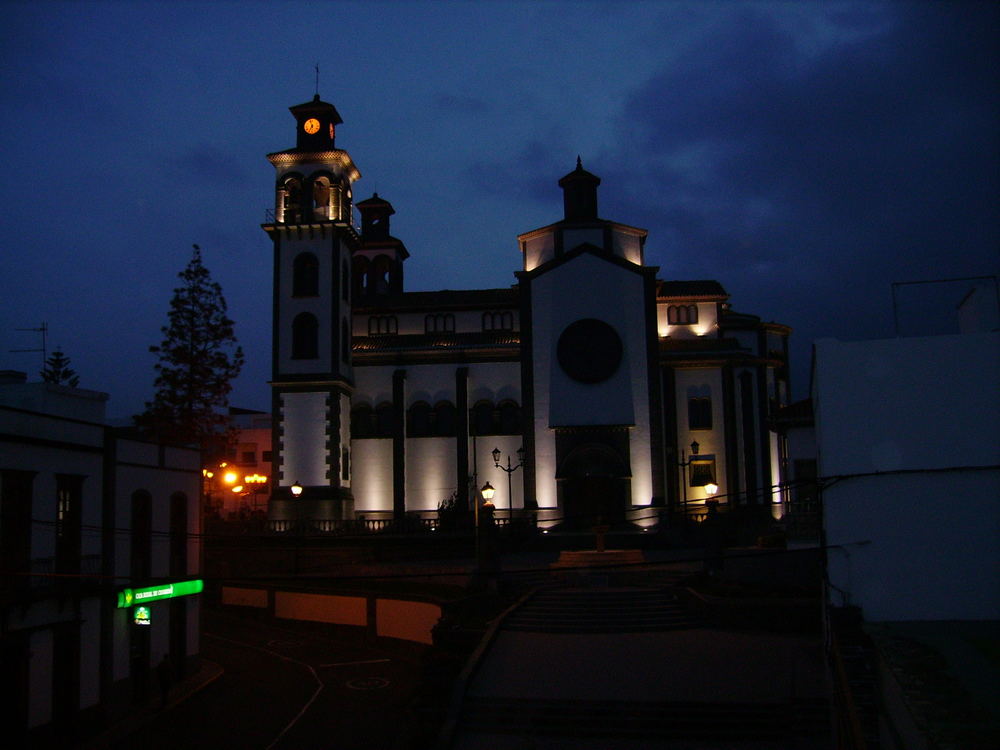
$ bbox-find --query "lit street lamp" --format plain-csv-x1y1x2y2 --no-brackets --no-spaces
492,446,525,525
677,440,700,518
290,481,303,497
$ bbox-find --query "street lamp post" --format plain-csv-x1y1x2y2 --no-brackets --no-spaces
492,446,525,526
677,440,700,519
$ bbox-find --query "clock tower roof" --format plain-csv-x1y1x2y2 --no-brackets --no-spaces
287,94,343,152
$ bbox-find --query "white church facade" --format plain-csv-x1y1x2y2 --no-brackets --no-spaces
264,96,792,530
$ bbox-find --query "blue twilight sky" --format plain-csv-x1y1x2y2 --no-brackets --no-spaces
1,0,997,420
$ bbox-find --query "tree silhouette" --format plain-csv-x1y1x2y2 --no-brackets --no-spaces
136,245,244,453
41,348,80,387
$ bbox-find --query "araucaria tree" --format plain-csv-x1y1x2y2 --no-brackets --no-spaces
41,348,80,387
137,245,244,453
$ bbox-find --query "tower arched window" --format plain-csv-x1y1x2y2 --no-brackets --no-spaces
281,176,303,224
342,259,350,302
312,176,332,220
292,253,319,297
370,255,392,295
291,313,319,359
342,318,350,363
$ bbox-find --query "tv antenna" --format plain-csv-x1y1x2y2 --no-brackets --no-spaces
10,322,48,370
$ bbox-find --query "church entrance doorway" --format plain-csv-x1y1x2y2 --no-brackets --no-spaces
556,441,630,529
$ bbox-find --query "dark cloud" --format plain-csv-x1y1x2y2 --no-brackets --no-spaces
595,2,998,392
169,143,250,187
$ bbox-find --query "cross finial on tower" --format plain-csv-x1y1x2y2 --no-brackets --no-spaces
576,155,582,169
314,63,320,97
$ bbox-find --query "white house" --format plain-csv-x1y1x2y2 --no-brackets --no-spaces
0,371,203,744
814,331,1000,621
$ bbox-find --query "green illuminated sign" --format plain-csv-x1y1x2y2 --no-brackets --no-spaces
134,606,151,626
117,579,204,608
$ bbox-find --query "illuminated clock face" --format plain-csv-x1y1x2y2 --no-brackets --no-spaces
303,118,320,134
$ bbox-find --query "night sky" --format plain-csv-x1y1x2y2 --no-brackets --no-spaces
2,1,997,420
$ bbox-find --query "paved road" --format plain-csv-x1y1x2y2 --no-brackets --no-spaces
112,607,429,749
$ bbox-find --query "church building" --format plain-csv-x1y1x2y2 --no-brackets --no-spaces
264,96,792,530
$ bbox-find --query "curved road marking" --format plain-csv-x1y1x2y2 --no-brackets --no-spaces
205,632,323,750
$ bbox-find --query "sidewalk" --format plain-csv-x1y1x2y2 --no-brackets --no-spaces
78,659,224,749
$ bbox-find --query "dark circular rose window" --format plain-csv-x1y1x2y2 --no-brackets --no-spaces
556,318,623,383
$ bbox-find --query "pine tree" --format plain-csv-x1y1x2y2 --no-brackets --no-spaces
137,245,244,451
41,348,80,387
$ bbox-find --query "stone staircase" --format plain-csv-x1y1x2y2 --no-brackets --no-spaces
458,696,831,744
502,586,701,633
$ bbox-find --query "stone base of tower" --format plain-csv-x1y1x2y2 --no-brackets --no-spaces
268,492,355,526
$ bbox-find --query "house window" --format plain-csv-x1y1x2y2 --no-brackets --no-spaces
291,313,319,359
368,315,397,335
292,253,319,297
55,475,83,576
689,458,716,487
262,450,273,462
425,313,455,333
668,304,698,325
240,450,256,465
688,397,712,430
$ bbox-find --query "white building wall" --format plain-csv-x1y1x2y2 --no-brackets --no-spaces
815,333,1000,621
351,439,393,513
405,437,457,511
280,391,329,487
530,253,651,509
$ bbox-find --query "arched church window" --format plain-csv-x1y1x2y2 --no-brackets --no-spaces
351,404,374,439
471,400,496,436
434,401,456,437
352,256,369,299
342,260,350,302
281,177,303,224
342,318,350,363
368,316,397,336
688,397,712,430
483,311,514,331
667,305,698,325
330,182,343,221
312,176,332,220
425,313,455,333
498,400,521,435
291,313,319,359
292,253,319,297
407,401,432,437
375,402,395,438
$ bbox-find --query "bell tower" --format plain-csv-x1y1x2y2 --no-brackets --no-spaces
264,94,360,523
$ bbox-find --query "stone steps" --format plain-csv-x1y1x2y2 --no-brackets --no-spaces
503,586,701,633
459,696,831,741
